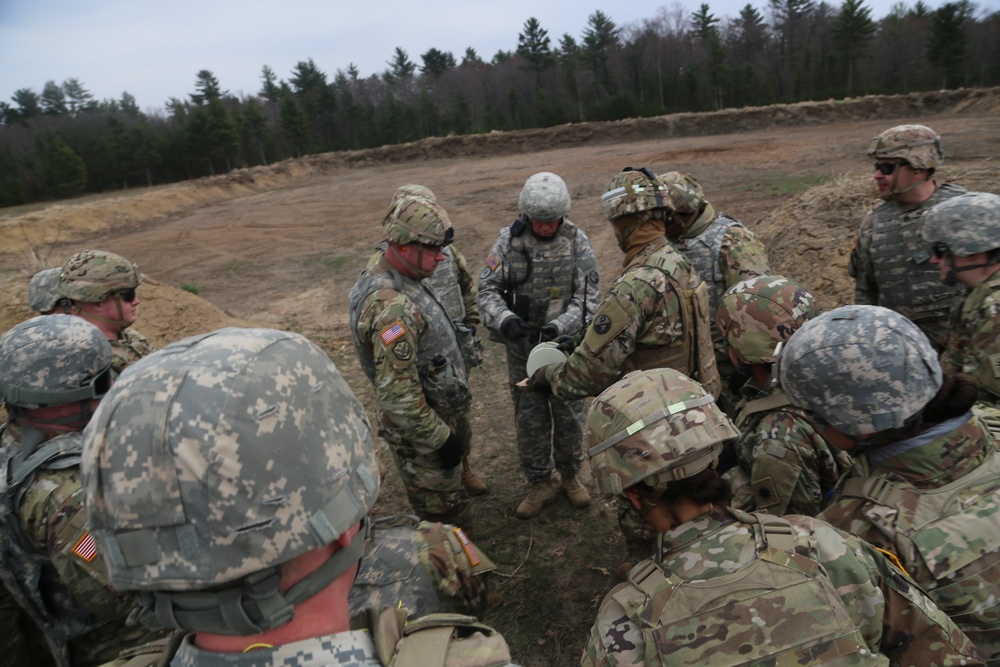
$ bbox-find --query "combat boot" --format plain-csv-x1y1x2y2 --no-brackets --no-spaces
562,474,591,508
516,478,558,520
462,457,488,496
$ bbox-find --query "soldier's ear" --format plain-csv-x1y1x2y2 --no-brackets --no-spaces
623,488,643,512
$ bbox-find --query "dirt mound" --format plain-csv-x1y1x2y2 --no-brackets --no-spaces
0,274,253,347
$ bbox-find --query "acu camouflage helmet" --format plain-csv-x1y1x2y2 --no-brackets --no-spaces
518,172,571,221
0,314,112,409
779,305,942,437
716,275,819,365
383,196,454,247
27,267,66,313
921,191,1000,256
600,167,672,222
585,368,739,497
661,171,706,218
867,124,943,169
57,249,141,303
81,328,380,632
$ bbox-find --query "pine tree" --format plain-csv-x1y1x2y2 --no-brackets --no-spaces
927,1,971,88
517,17,555,81
832,0,876,94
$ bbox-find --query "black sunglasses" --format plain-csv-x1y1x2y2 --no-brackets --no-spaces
113,288,138,303
873,161,903,176
932,242,951,260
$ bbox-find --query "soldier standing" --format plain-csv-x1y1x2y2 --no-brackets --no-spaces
715,275,851,516
478,172,599,519
923,192,1000,407
850,124,966,349
57,249,154,374
349,196,473,528
78,327,519,667
0,315,169,667
580,368,984,666
781,305,1000,659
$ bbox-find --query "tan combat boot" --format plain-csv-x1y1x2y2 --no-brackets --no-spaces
562,474,591,508
462,457,488,496
515,478,558,519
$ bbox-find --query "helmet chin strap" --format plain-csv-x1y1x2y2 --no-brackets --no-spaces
74,295,129,332
942,255,991,287
883,168,926,199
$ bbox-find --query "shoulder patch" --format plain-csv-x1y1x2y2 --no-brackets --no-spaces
480,267,492,280
72,531,98,562
453,527,480,566
582,295,632,355
593,314,612,335
486,254,499,270
392,340,413,361
380,321,406,345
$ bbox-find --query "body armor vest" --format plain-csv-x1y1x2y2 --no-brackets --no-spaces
676,214,742,321
349,269,470,419
425,247,465,323
867,184,966,319
0,431,108,667
617,514,879,666
503,221,584,326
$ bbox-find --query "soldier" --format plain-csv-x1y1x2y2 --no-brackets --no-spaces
850,124,966,349
478,172,599,519
780,304,1000,659
0,315,169,667
715,275,851,516
78,327,518,667
28,267,69,314
580,367,985,666
57,249,154,374
661,171,771,413
365,184,488,496
922,191,1000,407
349,196,473,528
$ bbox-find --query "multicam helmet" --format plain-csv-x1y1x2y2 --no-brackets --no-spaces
57,249,141,303
661,171,705,217
382,196,454,247
27,267,66,313
0,314,112,409
82,327,380,632
584,368,739,497
391,184,437,205
518,172,571,221
779,305,942,436
866,124,943,169
716,275,818,365
600,167,671,222
922,191,1000,256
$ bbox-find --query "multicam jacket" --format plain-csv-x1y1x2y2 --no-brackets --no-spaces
582,507,984,666
819,412,1000,659
110,328,154,377
941,272,1000,406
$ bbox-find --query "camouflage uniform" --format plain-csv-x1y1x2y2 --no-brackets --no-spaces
111,328,155,375
349,516,495,619
583,508,985,666
478,218,599,484
349,198,472,526
850,125,966,349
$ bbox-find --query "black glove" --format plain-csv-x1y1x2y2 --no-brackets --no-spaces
500,316,530,342
539,323,560,342
437,431,464,469
526,367,553,395
554,335,576,353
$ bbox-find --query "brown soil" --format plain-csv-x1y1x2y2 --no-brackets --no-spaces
2,89,999,666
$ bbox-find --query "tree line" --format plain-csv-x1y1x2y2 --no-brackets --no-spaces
1,0,997,208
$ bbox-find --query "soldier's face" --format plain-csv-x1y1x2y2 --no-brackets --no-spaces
873,160,920,198
529,218,560,238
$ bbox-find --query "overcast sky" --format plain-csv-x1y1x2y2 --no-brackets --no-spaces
2,0,995,115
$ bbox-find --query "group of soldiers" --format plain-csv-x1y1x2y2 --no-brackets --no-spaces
1,120,999,666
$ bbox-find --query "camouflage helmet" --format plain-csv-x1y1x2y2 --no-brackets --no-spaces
661,171,705,217
81,327,380,632
921,191,1000,256
866,124,943,169
600,167,672,222
584,368,739,496
518,172,571,221
391,184,437,205
779,305,942,437
382,196,454,247
0,314,112,409
27,267,65,313
57,249,141,303
716,275,819,365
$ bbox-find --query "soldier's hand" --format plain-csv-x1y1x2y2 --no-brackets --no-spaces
500,316,530,342
526,368,552,395
539,323,559,342
554,335,575,353
437,431,464,469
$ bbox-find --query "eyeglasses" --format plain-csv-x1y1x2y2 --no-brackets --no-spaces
932,242,951,260
113,288,138,303
873,162,903,176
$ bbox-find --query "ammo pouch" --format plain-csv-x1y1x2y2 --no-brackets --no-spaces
420,356,471,414
502,290,531,321
367,607,512,667
454,323,484,369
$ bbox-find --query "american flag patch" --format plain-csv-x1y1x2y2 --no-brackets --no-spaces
380,322,406,345
486,254,499,270
72,532,98,562
453,527,480,566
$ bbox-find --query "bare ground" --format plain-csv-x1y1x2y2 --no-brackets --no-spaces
2,89,1000,666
